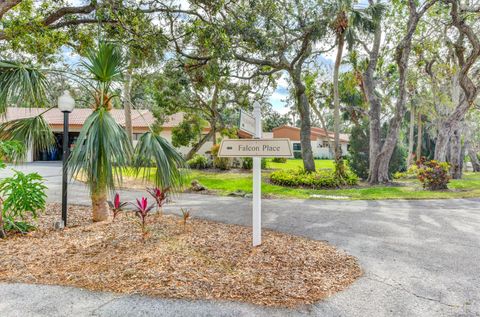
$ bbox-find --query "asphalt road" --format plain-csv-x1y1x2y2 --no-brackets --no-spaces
1,162,479,316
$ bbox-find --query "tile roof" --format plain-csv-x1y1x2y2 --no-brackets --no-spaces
272,125,350,142
1,107,183,128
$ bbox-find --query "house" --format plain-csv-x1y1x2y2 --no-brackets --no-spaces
1,107,214,162
272,125,349,159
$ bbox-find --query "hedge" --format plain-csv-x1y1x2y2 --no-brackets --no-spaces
270,168,358,189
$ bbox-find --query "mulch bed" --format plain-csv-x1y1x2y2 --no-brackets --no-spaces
0,203,362,308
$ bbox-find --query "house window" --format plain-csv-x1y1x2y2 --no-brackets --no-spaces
133,133,143,140
293,143,301,151
323,141,330,148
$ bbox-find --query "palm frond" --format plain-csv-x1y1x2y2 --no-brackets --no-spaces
69,107,133,194
133,131,187,191
366,3,387,25
0,140,26,164
0,61,50,116
0,114,55,152
81,42,125,86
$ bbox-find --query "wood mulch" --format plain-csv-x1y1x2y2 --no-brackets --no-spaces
0,203,362,308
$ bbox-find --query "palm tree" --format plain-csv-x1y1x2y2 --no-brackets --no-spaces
0,42,186,222
68,42,134,221
327,0,383,180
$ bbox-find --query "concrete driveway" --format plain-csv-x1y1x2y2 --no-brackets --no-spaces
1,162,479,316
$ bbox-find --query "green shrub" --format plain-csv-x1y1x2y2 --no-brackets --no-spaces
416,159,450,190
271,157,287,163
242,157,267,170
393,165,419,179
347,121,407,179
0,170,47,233
211,144,231,170
242,157,253,169
270,168,358,189
187,154,209,169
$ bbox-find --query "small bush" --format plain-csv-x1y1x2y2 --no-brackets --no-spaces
108,193,128,221
270,168,358,189
393,165,419,179
132,197,155,239
187,154,209,169
347,121,407,180
416,159,450,190
271,157,287,163
293,151,302,159
0,170,47,234
242,157,267,170
211,144,231,170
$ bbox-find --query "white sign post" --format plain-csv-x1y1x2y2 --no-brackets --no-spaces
252,102,262,247
218,103,292,247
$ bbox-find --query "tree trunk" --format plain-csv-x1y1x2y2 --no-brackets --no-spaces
0,199,6,239
459,141,465,175
435,1,480,161
416,111,423,160
91,186,110,222
311,102,334,158
406,107,415,166
333,33,345,167
434,99,468,161
123,62,134,144
185,128,215,160
291,72,315,172
467,142,480,172
364,22,382,184
369,2,433,184
434,72,462,161
449,129,462,179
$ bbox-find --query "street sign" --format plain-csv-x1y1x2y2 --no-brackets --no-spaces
218,138,293,158
239,110,256,135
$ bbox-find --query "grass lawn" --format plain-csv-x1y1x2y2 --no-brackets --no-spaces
186,157,480,199
187,170,480,200
129,159,480,200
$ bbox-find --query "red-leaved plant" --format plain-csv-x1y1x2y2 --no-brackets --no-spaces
146,187,169,216
108,193,128,221
132,197,155,238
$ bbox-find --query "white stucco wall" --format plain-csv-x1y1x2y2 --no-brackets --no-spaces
291,138,348,159
160,130,214,157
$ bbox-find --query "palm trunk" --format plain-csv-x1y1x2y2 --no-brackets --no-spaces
406,107,415,166
364,23,382,184
333,33,345,173
92,190,109,222
123,61,134,144
416,111,423,160
91,181,110,222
